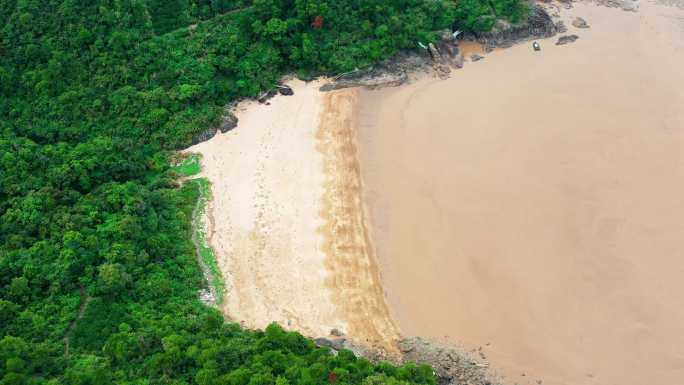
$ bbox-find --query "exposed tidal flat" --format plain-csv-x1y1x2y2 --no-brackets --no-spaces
191,1,684,384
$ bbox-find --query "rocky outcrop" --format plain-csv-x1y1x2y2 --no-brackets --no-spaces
556,34,579,45
191,127,218,145
319,50,429,92
399,338,502,385
435,39,464,69
220,112,238,133
320,71,409,91
321,4,559,90
313,333,504,385
257,89,278,103
470,4,558,50
276,84,294,96
592,0,640,11
191,110,238,144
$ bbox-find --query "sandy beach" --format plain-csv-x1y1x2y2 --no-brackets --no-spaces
358,2,684,385
186,79,399,354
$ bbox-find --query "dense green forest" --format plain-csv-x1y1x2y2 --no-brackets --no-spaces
0,0,528,383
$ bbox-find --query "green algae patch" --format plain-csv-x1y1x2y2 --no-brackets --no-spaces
174,153,202,177
190,177,225,305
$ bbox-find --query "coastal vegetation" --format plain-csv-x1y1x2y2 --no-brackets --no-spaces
0,0,529,383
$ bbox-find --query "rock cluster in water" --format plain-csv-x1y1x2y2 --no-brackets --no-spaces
469,4,558,50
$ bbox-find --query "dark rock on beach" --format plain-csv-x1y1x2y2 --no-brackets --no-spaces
572,17,590,28
190,109,238,144
556,34,579,45
594,0,640,11
555,20,568,33
314,338,333,348
278,85,294,95
191,127,217,145
257,89,278,103
219,112,238,133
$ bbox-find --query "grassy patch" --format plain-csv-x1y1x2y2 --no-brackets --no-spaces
190,177,225,304
173,154,202,177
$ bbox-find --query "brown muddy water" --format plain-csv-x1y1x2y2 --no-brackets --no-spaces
358,2,684,385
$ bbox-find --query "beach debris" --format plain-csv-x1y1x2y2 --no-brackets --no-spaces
572,17,590,28
330,328,344,337
556,34,579,45
417,41,428,50
471,54,485,61
533,41,541,51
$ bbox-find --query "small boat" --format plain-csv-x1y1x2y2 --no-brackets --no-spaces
533,41,541,51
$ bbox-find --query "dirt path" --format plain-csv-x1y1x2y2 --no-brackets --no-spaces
63,288,93,356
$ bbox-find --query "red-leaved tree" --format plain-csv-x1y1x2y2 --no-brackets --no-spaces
312,15,324,29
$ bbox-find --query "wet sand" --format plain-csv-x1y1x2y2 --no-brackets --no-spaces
358,2,684,385
186,80,399,354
